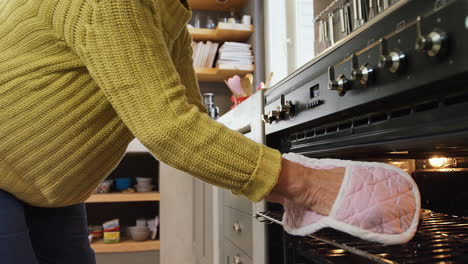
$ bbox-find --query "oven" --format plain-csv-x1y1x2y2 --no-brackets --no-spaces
257,0,468,263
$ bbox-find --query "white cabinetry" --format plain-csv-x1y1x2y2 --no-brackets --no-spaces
160,90,268,264
126,139,149,153
215,90,267,264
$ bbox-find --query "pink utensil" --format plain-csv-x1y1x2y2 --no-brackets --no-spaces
256,82,265,91
227,75,244,97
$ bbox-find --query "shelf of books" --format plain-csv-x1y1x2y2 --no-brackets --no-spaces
196,65,254,82
189,23,254,42
189,0,248,11
192,41,254,82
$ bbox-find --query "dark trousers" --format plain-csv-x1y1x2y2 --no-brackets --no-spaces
0,190,96,264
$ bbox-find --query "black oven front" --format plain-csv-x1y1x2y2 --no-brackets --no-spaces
262,96,468,263
260,0,468,263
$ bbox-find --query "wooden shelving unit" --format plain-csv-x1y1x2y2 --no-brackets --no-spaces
91,239,160,253
86,192,160,203
189,0,247,11
196,66,254,82
189,23,254,42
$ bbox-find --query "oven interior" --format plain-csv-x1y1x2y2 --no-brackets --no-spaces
262,92,468,263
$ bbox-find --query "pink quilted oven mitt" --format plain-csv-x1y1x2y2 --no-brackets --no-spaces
281,153,421,245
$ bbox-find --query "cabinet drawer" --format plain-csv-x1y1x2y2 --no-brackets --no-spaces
223,239,253,264
223,207,253,257
223,189,252,215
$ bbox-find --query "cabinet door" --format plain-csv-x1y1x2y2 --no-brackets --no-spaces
223,207,253,257
193,90,268,264
223,240,253,264
223,188,252,215
193,178,214,264
160,163,195,264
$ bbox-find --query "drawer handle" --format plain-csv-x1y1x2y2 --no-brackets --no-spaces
233,222,242,233
234,255,242,264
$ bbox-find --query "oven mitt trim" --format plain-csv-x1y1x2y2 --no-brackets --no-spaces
281,153,421,245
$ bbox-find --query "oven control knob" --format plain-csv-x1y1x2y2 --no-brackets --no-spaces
328,66,349,96
350,54,374,86
262,110,280,124
378,38,406,73
262,94,295,124
415,16,447,57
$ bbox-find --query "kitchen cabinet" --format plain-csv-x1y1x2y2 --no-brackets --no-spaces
159,90,268,264
159,163,196,264
190,89,270,264
126,139,149,153
224,239,253,264
215,89,268,264
86,150,160,264
95,251,159,264
193,177,215,264
193,90,271,264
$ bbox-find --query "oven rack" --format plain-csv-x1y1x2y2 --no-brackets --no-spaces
256,211,468,264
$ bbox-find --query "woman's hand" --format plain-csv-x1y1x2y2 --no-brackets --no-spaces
266,158,345,216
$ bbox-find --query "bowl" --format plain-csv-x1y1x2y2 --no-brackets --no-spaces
134,184,154,193
136,218,147,227
136,177,152,185
94,180,113,194
128,226,149,232
115,178,132,191
128,226,150,242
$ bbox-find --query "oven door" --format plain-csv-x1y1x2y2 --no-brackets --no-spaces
260,91,468,263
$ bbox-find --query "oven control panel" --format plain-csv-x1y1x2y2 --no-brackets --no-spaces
262,94,296,124
264,0,468,135
328,15,448,97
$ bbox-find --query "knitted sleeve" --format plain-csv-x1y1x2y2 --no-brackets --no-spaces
67,0,282,201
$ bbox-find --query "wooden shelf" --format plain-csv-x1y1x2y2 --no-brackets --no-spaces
189,23,254,42
196,65,254,82
189,0,247,11
86,192,160,203
91,239,160,253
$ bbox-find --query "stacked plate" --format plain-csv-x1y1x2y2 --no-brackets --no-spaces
135,177,154,192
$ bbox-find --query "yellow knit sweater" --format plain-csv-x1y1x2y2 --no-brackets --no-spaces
0,0,282,207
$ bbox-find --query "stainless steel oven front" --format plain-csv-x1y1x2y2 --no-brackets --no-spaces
258,0,468,263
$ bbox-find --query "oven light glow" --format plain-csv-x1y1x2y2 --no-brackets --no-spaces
329,249,345,253
429,157,448,168
388,151,409,154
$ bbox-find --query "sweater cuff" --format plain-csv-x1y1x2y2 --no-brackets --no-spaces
240,145,282,202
